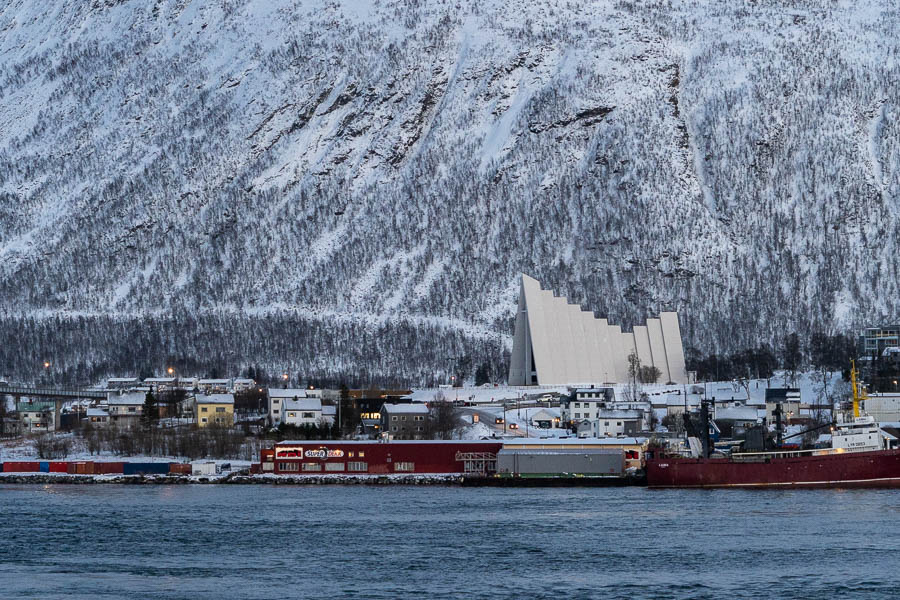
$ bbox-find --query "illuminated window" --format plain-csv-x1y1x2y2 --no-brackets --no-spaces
358,451,365,458
347,462,367,472
349,451,355,458
301,463,322,472
394,462,415,472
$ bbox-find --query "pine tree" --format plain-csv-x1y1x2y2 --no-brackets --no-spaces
142,390,158,428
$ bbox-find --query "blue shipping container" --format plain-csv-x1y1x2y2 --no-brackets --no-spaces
123,463,170,476
39,462,49,473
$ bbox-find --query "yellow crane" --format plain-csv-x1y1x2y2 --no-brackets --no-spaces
850,359,867,418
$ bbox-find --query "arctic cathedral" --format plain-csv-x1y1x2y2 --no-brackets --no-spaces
508,274,687,386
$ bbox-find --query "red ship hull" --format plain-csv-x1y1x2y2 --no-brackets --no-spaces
646,449,900,489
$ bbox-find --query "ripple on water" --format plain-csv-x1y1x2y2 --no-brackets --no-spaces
1,484,898,599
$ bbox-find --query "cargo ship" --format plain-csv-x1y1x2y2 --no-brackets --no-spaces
646,364,900,489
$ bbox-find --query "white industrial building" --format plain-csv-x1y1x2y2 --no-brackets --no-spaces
508,274,687,386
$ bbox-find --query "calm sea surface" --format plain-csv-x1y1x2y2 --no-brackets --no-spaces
1,483,898,599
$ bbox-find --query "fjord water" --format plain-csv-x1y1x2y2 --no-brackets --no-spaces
1,485,897,599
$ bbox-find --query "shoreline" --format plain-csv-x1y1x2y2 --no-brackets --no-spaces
0,472,645,486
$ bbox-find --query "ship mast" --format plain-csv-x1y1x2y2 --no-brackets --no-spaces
850,359,866,418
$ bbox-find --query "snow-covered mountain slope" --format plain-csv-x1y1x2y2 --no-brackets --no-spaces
0,0,898,383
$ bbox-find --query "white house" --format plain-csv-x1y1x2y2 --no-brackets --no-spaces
531,408,561,429
107,392,145,424
233,378,257,392
198,379,231,394
561,388,614,424
590,410,644,437
85,408,110,425
143,377,177,391
268,388,310,425
282,398,325,427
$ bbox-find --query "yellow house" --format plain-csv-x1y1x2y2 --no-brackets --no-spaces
195,394,235,428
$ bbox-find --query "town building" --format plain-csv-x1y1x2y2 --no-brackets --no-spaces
176,377,198,391
530,408,561,429
501,438,648,470
195,394,234,428
17,400,56,432
85,408,110,425
197,379,230,394
765,388,801,423
589,410,643,437
233,378,257,393
348,394,412,435
262,440,504,475
508,274,687,385
107,393,145,425
863,393,900,423
267,388,309,425
143,377,177,391
713,405,761,437
282,397,325,427
860,325,900,358
106,377,138,390
380,403,430,440
560,388,614,424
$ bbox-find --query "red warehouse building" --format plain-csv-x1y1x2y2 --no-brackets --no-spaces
261,440,504,475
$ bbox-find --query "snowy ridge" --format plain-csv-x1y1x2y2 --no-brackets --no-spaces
0,0,899,382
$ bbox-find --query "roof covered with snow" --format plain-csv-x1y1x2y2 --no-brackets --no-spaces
382,403,430,414
196,394,234,405
283,398,322,411
108,393,146,405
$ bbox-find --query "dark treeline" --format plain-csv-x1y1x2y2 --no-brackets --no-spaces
687,332,858,382
0,313,509,388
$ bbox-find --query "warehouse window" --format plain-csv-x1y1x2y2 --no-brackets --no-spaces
325,463,345,472
278,462,299,472
302,463,322,472
347,462,367,472
394,462,415,472
358,451,365,458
